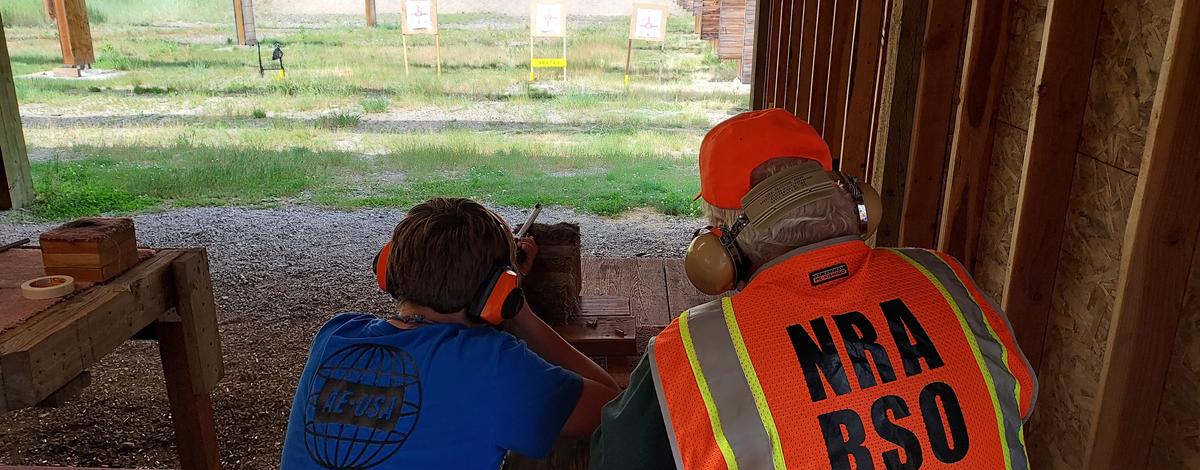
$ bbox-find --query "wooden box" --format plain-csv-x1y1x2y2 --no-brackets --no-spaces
519,223,583,326
39,217,138,282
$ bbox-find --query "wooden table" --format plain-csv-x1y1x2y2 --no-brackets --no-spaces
0,247,223,470
509,256,716,470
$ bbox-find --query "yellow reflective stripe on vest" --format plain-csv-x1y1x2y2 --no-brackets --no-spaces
719,297,787,470
678,308,740,469
888,248,1028,470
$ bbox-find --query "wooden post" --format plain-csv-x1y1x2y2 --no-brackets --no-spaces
402,34,410,76
562,35,568,81
43,0,56,21
366,0,377,27
869,0,929,247
625,39,634,86
158,250,223,470
52,0,94,67
821,0,858,157
0,20,34,211
435,33,442,76
232,0,256,46
896,0,969,249
936,0,1011,269
1000,0,1104,371
840,0,887,179
1084,0,1200,467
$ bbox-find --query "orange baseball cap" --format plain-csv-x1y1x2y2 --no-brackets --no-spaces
696,108,832,209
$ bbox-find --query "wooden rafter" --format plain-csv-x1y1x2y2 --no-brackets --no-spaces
1084,0,1200,467
935,0,1011,268
1000,0,1104,371
896,0,968,249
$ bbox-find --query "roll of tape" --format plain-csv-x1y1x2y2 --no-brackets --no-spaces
21,275,76,300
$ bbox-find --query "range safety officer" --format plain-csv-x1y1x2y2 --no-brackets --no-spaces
590,108,1037,470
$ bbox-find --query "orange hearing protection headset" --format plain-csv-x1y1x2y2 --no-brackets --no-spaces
373,211,525,325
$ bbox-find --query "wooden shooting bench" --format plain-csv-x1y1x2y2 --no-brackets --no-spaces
0,247,222,470
509,256,715,470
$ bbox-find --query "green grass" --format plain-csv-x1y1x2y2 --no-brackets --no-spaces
5,13,747,221
360,97,390,113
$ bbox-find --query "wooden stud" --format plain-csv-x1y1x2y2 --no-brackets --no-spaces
840,0,886,179
52,0,93,67
935,0,1011,269
1084,0,1200,467
1000,0,1104,371
806,0,835,131
789,0,815,116
753,0,781,108
821,0,857,156
232,0,256,46
0,21,34,211
895,0,969,249
869,0,928,247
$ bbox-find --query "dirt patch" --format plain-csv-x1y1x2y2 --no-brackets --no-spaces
0,205,700,468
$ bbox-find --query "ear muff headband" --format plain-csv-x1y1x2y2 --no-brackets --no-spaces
372,208,525,325
684,161,882,294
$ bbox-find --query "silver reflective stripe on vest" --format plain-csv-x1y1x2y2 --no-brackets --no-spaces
648,299,778,470
893,248,1030,470
647,335,687,470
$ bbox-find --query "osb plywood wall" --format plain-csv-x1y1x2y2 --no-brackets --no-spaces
970,0,1182,467
1151,241,1200,467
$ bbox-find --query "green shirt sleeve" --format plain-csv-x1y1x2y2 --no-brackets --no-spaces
589,353,677,470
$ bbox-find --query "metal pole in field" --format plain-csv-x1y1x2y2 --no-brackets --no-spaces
529,34,535,81
402,34,410,76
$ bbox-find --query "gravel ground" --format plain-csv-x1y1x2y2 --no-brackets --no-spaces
0,205,701,468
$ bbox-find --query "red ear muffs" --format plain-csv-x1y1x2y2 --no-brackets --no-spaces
469,266,524,325
374,241,392,292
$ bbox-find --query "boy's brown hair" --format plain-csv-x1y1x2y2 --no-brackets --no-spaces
385,198,513,313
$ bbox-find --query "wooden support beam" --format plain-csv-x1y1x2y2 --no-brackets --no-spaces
1000,0,1104,371
777,0,801,111
895,0,969,249
790,0,816,116
1084,0,1200,467
821,0,857,159
869,0,928,247
750,0,775,109
52,0,93,67
232,0,256,46
935,0,1011,268
365,0,377,28
806,0,835,132
840,0,886,179
0,20,33,211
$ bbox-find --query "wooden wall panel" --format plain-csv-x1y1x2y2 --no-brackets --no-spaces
1024,155,1137,469
0,20,33,210
1084,1,1200,467
719,0,747,59
702,0,722,39
1077,0,1176,174
974,0,1047,300
741,0,757,81
895,0,968,249
792,0,818,117
936,0,1010,269
806,0,835,131
1148,239,1200,467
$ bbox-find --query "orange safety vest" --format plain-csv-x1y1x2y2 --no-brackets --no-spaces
649,237,1037,469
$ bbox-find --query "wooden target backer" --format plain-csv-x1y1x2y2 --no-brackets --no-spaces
630,4,668,42
531,2,566,38
402,0,439,35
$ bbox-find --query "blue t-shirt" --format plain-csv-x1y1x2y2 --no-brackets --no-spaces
281,312,583,470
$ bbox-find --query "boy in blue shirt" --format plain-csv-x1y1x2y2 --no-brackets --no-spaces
281,198,620,469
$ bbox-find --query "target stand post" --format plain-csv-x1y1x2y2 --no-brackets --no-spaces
626,3,669,87
401,0,441,77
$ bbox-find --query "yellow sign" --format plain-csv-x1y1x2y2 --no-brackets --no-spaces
531,58,567,68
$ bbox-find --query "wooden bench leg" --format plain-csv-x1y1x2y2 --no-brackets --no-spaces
158,320,221,470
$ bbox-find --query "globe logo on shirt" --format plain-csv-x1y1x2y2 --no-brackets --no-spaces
303,343,423,469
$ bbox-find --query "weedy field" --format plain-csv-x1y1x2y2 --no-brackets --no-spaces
2,1,749,220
